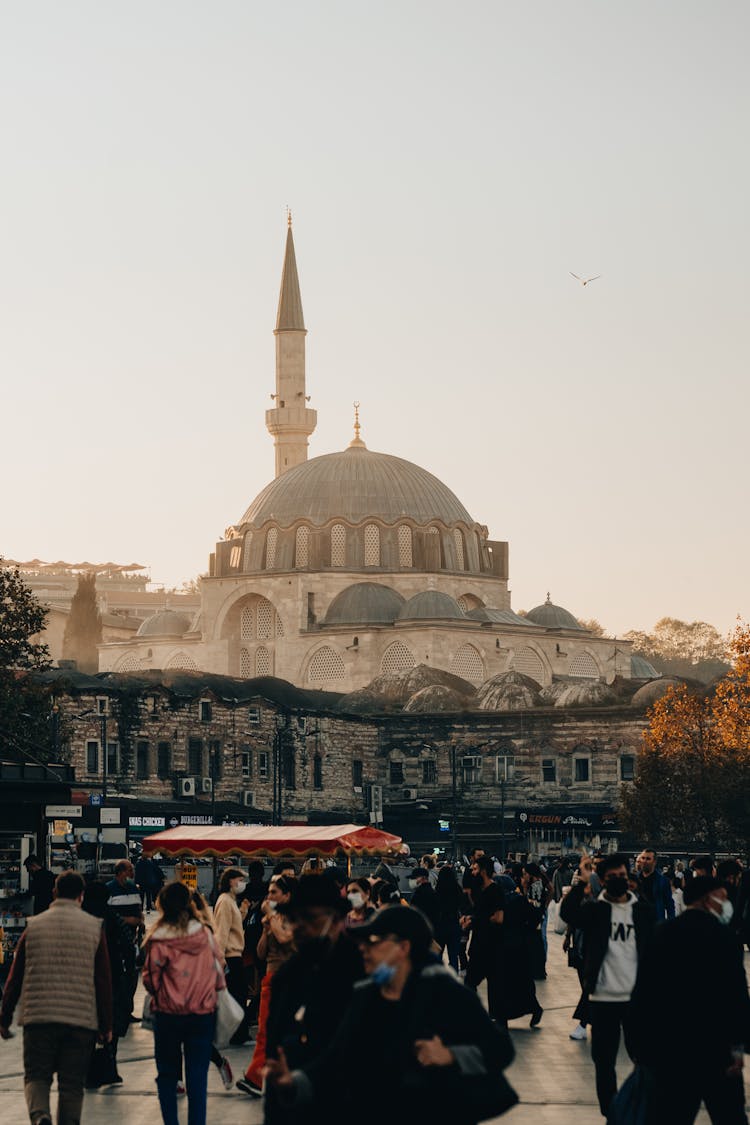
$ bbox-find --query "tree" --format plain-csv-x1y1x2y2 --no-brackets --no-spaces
0,558,53,757
577,618,607,637
623,617,729,683
620,627,750,851
62,572,102,673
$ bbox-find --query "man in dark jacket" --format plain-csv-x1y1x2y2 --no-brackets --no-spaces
264,874,364,1124
636,849,675,922
409,868,440,931
631,875,750,1124
23,856,56,915
560,852,654,1117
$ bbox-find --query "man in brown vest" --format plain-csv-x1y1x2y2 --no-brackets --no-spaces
0,870,113,1125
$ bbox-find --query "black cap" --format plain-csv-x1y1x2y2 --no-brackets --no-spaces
353,905,433,954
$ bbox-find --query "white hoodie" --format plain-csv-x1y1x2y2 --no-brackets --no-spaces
589,891,638,1003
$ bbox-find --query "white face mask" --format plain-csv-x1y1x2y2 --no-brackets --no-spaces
348,892,365,910
710,896,733,925
267,899,278,912
233,881,247,895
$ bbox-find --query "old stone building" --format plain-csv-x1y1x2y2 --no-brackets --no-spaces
98,221,640,695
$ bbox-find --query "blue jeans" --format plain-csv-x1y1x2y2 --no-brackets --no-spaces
154,1011,215,1125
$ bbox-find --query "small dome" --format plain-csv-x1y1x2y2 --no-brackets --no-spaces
404,685,469,713
631,678,683,709
525,595,583,631
553,682,616,709
365,663,475,705
136,609,191,638
476,671,542,711
398,591,465,621
631,653,660,680
324,583,404,626
467,607,542,628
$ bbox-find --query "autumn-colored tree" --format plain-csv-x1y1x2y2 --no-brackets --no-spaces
623,617,729,684
621,626,750,851
577,618,607,637
62,572,102,674
0,558,53,757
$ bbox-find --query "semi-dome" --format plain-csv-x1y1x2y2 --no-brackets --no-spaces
238,444,474,528
136,609,191,638
525,595,583,631
324,583,404,626
398,591,465,621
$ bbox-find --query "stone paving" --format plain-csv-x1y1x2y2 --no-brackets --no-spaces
0,929,747,1124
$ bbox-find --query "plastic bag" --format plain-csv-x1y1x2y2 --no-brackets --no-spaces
213,988,245,1049
607,1066,651,1125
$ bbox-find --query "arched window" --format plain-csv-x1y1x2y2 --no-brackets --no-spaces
257,600,273,639
275,612,285,637
510,646,545,685
240,648,252,678
451,643,485,685
364,524,380,566
380,641,416,675
308,646,345,683
243,532,253,571
256,647,271,676
265,527,278,569
165,652,198,671
229,545,242,568
240,605,254,641
398,525,413,567
331,524,346,567
295,525,309,568
116,651,140,672
453,529,465,570
569,652,599,680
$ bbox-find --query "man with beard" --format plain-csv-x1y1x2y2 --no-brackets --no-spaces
263,874,364,1125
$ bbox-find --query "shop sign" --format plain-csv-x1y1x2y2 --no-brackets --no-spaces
90,794,103,807
516,809,618,830
100,808,120,825
53,820,71,836
177,861,198,891
180,815,214,826
45,805,82,819
128,816,166,829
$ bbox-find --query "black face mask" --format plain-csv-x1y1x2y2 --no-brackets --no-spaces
605,876,629,899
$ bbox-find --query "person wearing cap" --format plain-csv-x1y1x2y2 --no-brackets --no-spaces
263,874,364,1124
631,875,750,1124
265,905,516,1125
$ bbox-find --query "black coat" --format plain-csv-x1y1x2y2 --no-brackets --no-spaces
560,884,654,997
630,909,750,1068
301,965,515,1125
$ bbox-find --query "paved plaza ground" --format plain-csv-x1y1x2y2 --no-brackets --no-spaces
0,927,747,1124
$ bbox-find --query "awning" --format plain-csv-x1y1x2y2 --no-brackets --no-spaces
141,823,404,860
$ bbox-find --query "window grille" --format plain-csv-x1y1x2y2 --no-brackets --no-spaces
510,647,544,684
453,529,465,570
257,599,273,639
569,652,599,680
243,532,253,570
165,652,198,671
240,605,254,640
256,647,271,676
240,648,252,677
331,524,346,566
116,652,140,672
308,646,345,682
451,644,484,685
295,525,309,568
276,613,285,637
398,525,413,567
380,641,416,675
364,524,380,566
265,527,278,569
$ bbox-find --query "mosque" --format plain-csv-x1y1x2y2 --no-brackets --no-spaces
99,222,635,693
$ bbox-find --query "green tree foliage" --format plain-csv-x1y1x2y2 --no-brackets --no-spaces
0,558,53,756
62,572,102,674
623,617,729,683
620,624,750,851
576,618,607,636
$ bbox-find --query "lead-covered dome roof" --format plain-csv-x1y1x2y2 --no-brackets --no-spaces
238,445,474,528
324,583,404,626
136,609,191,637
398,591,465,621
525,595,583,631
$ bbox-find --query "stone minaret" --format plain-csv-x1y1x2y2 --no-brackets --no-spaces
265,215,317,477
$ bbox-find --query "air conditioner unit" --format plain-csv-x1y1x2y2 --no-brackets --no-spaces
403,787,419,800
199,777,213,794
462,755,482,770
178,777,196,798
241,791,255,808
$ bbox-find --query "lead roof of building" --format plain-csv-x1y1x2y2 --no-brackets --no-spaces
525,597,583,631
466,607,543,628
239,445,475,528
136,609,192,637
323,583,405,626
398,590,465,621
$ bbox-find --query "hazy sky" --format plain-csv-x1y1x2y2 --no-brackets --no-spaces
2,2,748,639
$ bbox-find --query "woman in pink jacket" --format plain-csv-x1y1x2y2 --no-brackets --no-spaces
143,881,225,1125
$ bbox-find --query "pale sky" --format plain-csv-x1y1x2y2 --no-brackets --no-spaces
2,2,748,639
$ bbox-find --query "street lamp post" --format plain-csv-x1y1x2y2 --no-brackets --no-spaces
450,745,458,862
101,713,108,801
500,779,506,862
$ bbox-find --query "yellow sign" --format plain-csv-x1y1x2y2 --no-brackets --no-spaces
53,820,71,837
178,862,198,892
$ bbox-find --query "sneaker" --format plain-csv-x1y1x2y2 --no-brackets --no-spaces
530,1005,543,1028
218,1056,233,1090
236,1077,263,1098
36,1117,53,1125
569,1023,588,1041
176,1081,186,1096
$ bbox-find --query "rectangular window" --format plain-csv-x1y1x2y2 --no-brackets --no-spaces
258,751,269,781
620,755,635,782
209,739,222,780
495,755,514,782
157,742,172,779
297,716,307,733
229,545,242,568
248,706,261,725
352,759,363,788
96,697,109,715
421,759,437,785
147,695,158,714
574,757,590,783
542,758,557,783
106,742,120,776
389,760,404,785
86,740,99,774
187,738,203,775
136,741,149,780
199,700,212,723
241,750,253,780
313,755,323,790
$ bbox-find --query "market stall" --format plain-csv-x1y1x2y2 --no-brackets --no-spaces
141,823,404,866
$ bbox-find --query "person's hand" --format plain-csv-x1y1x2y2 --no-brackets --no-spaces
578,858,592,885
264,1046,293,1088
0,1026,13,1040
97,1030,113,1044
415,1036,454,1067
239,899,250,918
459,914,472,930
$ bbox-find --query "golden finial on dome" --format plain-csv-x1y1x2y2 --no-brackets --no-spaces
348,401,366,448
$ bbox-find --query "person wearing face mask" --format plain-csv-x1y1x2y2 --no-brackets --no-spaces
630,876,750,1124
263,874,364,1125
264,905,517,1125
213,867,252,1047
560,853,654,1117
344,878,376,929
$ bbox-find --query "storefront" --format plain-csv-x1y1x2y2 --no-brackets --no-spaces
515,807,619,857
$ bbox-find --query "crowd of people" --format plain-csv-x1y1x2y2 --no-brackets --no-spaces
0,846,748,1124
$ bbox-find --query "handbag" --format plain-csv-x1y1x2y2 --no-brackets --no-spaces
85,1042,120,1088
607,1066,652,1125
141,991,155,1032
214,987,245,1049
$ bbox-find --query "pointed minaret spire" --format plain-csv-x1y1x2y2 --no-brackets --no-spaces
348,401,367,449
266,213,317,477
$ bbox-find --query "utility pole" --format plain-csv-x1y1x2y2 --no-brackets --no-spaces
451,745,458,862
101,712,108,801
500,779,506,862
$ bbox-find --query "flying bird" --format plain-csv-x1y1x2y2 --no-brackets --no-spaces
570,272,601,287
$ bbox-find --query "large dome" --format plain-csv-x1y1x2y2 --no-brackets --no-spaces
239,444,474,528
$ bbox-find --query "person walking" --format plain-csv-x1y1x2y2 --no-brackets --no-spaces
408,867,441,932
0,869,113,1125
462,855,506,1021
265,905,517,1125
23,857,56,916
434,865,464,971
106,859,143,1025
560,852,654,1117
82,880,136,1084
135,854,165,911
636,849,675,923
142,880,226,1125
213,866,252,1045
631,875,750,1124
344,877,376,929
